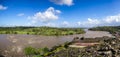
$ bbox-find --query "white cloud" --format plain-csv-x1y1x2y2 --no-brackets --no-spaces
28,7,61,23
50,0,73,6
77,22,81,25
77,14,120,27
105,14,120,23
87,18,100,24
27,23,32,26
0,5,7,10
17,13,24,16
62,21,69,26
45,23,56,27
77,18,100,26
82,18,100,27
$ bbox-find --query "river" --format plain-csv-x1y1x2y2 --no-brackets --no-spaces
0,30,113,57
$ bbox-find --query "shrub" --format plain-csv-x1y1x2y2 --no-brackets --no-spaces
24,47,37,55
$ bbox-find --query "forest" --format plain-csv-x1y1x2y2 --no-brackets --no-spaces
89,26,120,34
0,26,85,36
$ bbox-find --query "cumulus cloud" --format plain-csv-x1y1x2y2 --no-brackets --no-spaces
28,7,61,23
62,21,69,26
45,23,56,27
77,14,120,27
105,14,120,23
79,18,100,25
50,0,73,6
17,13,24,16
0,5,7,10
87,18,100,24
77,18,100,27
77,22,81,25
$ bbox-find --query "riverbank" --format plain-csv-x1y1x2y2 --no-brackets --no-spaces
0,30,113,57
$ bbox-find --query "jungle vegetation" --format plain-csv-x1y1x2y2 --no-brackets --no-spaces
0,26,85,36
89,26,120,34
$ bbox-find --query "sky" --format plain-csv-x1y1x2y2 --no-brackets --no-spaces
0,0,120,27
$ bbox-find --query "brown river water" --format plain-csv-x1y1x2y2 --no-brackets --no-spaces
0,30,113,57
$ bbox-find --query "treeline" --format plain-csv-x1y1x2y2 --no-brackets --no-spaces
89,26,120,34
0,26,85,36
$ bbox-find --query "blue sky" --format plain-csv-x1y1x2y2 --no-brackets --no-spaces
0,0,120,27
